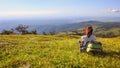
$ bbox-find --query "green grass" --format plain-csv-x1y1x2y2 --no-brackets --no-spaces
0,35,120,68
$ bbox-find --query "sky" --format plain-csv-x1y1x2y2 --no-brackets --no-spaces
0,0,120,20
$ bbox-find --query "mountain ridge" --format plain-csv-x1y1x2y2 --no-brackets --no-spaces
0,20,120,35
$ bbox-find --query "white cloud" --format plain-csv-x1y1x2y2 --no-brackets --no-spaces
0,10,85,18
0,10,60,17
0,9,107,18
108,9,120,13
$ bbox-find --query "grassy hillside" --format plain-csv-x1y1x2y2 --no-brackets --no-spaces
94,22,120,36
0,35,120,68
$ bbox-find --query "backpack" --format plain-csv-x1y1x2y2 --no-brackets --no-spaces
86,42,103,52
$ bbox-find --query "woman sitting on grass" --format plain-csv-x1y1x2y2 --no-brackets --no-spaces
79,26,96,52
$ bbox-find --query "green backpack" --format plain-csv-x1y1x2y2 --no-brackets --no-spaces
86,42,103,52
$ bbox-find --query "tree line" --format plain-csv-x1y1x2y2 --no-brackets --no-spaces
0,25,37,35
0,25,56,35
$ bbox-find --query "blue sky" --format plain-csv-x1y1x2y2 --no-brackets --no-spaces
0,0,120,19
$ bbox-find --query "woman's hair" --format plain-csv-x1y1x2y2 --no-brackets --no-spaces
83,26,93,38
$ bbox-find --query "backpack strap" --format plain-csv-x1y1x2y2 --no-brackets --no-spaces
85,41,90,47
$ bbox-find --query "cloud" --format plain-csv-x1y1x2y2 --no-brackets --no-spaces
0,10,94,18
108,9,120,13
0,10,61,17
0,9,106,18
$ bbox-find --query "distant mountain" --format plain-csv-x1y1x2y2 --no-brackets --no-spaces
26,20,104,33
0,19,120,35
0,19,103,32
0,19,73,32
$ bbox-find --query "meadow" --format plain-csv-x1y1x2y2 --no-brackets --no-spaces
0,35,120,68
